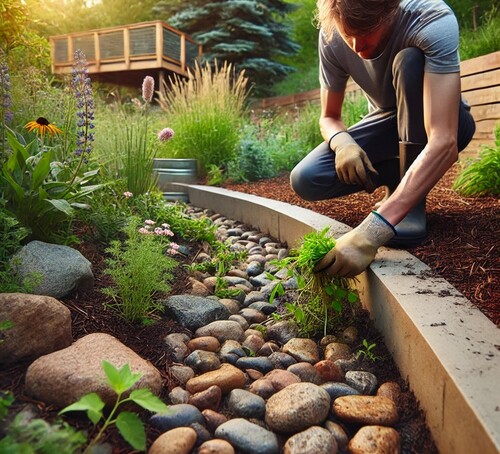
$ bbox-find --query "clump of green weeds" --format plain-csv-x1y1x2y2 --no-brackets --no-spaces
454,126,500,197
270,227,359,336
102,217,178,324
356,339,378,362
59,361,168,453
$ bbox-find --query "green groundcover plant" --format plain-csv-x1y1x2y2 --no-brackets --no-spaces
59,361,168,453
454,126,500,196
270,227,359,336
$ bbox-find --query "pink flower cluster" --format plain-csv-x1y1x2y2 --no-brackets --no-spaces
123,191,133,198
142,76,155,103
138,220,174,237
158,127,174,142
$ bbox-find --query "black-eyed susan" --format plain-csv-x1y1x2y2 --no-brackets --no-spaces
24,117,63,137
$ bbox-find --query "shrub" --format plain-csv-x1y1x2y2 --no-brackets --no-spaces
454,126,500,197
157,61,248,174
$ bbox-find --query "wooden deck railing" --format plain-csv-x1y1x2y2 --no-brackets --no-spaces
257,51,500,158
50,20,202,85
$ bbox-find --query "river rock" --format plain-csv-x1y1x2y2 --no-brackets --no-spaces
348,425,401,453
283,338,320,364
25,333,162,408
265,382,331,433
149,427,197,454
333,395,399,425
195,320,245,343
0,293,72,364
186,363,246,394
216,418,279,454
283,426,338,454
150,404,205,432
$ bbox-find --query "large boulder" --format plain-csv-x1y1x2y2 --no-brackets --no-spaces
24,333,163,408
0,293,72,364
12,240,94,298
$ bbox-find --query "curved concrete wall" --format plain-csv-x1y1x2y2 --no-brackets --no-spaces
183,183,500,454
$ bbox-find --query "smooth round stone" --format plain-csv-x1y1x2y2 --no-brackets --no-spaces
348,425,401,454
243,290,267,306
265,382,331,433
150,404,205,431
190,422,212,446
377,381,402,404
324,342,352,362
246,261,264,277
266,321,300,345
333,395,399,426
265,369,301,391
248,301,277,315
169,386,191,404
219,340,246,361
218,299,241,315
227,388,266,419
283,338,320,364
195,320,245,343
242,334,265,354
345,370,378,395
283,426,338,454
149,427,197,454
164,333,190,362
184,350,221,374
236,356,274,374
202,409,228,432
287,362,323,384
314,360,345,382
239,307,267,324
258,342,281,357
248,377,276,399
324,420,349,451
188,385,222,411
227,268,248,279
321,382,361,400
268,351,297,369
186,363,246,395
198,439,235,454
216,418,279,454
229,314,250,330
187,336,221,353
170,365,195,386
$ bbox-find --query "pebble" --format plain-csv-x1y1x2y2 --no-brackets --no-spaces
333,395,399,425
283,426,338,454
150,404,205,431
187,336,221,353
348,425,401,453
215,418,280,454
188,385,222,411
227,388,266,419
198,439,235,454
265,382,331,433
324,342,352,362
148,427,197,454
186,363,246,395
282,338,320,364
345,370,378,394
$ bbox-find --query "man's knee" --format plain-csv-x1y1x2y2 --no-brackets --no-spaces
290,164,321,201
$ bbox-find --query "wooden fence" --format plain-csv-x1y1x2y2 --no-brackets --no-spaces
257,51,500,158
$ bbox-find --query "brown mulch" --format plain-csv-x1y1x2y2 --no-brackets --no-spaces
221,163,500,326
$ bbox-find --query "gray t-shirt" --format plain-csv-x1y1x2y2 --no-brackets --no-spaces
319,0,460,113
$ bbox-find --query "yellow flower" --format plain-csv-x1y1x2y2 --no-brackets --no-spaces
24,117,63,137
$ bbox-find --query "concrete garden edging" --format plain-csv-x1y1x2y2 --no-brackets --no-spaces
177,183,499,454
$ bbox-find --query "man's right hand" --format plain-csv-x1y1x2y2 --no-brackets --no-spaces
329,132,378,193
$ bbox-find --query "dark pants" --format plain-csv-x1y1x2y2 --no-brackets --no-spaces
290,48,476,201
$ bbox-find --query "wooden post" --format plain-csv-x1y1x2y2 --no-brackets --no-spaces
159,69,166,99
68,36,74,63
180,34,186,74
124,27,130,69
94,32,100,71
156,22,163,67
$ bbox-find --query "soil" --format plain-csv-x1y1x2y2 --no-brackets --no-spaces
2,163,496,453
221,163,500,326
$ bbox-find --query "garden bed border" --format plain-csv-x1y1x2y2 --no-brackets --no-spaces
178,182,499,454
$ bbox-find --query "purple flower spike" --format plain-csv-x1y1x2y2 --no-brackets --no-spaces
142,76,155,103
158,127,174,142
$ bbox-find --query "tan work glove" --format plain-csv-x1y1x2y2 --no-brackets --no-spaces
329,131,378,193
314,211,396,277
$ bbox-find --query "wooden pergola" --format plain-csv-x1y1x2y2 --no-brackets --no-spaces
50,20,202,93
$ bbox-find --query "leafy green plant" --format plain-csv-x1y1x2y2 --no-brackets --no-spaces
453,126,500,196
356,338,378,362
270,228,359,336
102,217,178,323
59,361,168,453
0,128,101,243
157,61,248,174
0,390,14,419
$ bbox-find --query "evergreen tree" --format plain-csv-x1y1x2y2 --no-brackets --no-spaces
155,0,300,96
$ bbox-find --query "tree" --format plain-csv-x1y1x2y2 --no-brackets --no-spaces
156,0,300,96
